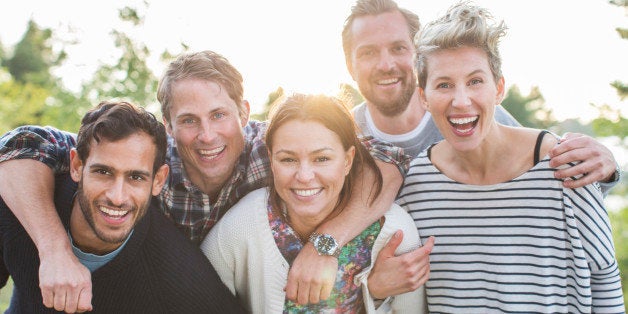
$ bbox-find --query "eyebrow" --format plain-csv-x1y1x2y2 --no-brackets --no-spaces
433,69,487,81
274,147,334,155
90,163,152,177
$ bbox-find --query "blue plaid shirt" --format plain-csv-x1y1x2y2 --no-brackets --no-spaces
0,121,409,245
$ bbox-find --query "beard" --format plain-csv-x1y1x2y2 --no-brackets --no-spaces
363,71,416,117
76,180,146,245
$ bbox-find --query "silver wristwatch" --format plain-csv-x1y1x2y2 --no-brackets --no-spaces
308,232,341,258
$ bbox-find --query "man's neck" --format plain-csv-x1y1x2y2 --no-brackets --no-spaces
366,91,425,135
70,206,123,255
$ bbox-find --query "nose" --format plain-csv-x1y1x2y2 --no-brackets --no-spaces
376,50,395,72
197,119,216,143
106,177,128,207
452,87,472,108
295,163,315,183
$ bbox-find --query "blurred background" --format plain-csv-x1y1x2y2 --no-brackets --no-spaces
0,0,626,309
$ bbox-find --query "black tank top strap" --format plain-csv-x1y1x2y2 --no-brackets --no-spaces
534,130,550,165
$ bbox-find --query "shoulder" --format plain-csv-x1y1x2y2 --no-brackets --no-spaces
380,204,420,250
383,204,417,233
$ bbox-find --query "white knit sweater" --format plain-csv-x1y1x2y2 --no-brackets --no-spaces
201,188,426,313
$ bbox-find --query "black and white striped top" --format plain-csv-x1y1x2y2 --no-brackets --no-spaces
397,149,624,313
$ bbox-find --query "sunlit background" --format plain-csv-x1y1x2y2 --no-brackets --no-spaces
0,0,626,309
1,0,626,121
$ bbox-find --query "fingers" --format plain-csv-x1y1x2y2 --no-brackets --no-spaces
41,288,54,309
53,291,67,312
297,282,311,305
285,271,299,302
77,284,93,313
320,281,333,302
422,236,435,254
379,230,403,258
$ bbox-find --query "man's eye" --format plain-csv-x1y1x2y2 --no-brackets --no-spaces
130,175,146,181
393,45,407,53
212,112,225,119
469,78,483,85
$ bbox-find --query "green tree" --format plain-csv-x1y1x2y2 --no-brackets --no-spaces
338,83,364,108
5,20,65,87
80,6,158,115
251,87,285,121
0,21,80,134
501,85,556,129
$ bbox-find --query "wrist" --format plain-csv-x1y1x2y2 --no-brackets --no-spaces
308,232,341,258
604,165,621,183
37,229,73,260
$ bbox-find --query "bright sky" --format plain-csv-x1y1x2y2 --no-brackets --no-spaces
1,0,626,122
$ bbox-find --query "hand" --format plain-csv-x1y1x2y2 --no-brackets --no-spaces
549,132,617,188
285,242,338,305
367,231,434,299
39,249,92,313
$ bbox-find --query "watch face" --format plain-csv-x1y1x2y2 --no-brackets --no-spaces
315,234,338,255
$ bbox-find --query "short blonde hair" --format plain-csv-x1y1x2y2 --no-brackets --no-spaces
416,1,507,89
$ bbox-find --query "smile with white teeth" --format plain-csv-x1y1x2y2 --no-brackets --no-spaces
293,188,322,197
99,206,129,217
449,116,478,125
448,116,479,134
377,78,399,85
199,146,225,159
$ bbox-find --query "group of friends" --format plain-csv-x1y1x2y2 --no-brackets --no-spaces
0,0,624,313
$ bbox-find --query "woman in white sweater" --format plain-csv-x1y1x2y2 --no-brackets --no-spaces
201,93,426,313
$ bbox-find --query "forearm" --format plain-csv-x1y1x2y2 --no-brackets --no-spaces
0,159,71,256
316,160,401,246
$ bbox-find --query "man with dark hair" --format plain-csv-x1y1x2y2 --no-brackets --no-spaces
0,101,244,313
0,50,411,310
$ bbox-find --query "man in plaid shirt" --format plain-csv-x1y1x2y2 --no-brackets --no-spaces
0,50,414,312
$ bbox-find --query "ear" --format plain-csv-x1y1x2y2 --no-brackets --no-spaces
496,77,506,105
163,116,173,136
239,100,251,127
419,87,429,111
151,164,170,196
344,146,356,176
70,149,83,183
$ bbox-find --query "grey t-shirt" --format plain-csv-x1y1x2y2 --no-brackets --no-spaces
352,103,520,157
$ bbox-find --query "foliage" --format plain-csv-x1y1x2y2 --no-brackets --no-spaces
338,83,364,108
501,85,557,130
609,205,628,299
4,20,65,87
250,86,284,121
590,105,628,139
80,7,158,112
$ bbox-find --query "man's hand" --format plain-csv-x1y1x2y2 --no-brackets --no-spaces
285,243,337,305
549,132,617,188
367,231,434,299
39,249,93,313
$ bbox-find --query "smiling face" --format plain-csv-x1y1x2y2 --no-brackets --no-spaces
347,10,417,117
70,132,168,254
419,46,505,152
270,120,354,230
165,78,249,196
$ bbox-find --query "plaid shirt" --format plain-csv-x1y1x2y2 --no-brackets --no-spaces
0,122,409,245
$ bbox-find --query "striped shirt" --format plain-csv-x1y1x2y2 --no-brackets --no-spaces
397,149,624,313
0,122,409,245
